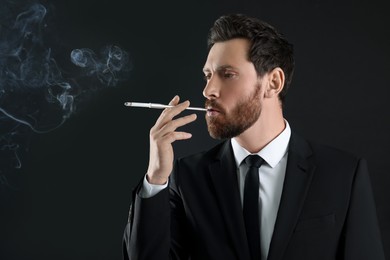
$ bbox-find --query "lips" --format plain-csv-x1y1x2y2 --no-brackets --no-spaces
205,100,224,117
206,107,221,117
207,107,219,112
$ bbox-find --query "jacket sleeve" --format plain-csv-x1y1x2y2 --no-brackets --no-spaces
342,158,385,259
122,161,189,260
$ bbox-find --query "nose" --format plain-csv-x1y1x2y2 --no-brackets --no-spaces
202,75,220,99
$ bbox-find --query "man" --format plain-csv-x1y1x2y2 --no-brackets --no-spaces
123,14,385,260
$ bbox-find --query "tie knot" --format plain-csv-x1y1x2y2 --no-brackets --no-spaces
244,154,264,168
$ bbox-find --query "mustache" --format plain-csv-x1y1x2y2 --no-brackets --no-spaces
205,99,225,114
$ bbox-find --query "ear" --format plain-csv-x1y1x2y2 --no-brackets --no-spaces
264,67,285,98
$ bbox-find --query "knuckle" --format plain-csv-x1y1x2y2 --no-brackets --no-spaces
165,120,176,129
166,132,176,141
150,135,157,143
150,128,157,137
166,132,175,139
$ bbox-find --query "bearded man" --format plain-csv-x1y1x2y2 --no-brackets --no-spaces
122,14,385,260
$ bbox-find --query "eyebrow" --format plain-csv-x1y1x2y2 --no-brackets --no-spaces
202,65,238,73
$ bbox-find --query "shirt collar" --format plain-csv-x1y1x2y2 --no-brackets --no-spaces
231,120,291,168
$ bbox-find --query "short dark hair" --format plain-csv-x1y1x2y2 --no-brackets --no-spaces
207,14,294,104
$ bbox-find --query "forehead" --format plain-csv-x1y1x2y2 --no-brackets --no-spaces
203,38,251,72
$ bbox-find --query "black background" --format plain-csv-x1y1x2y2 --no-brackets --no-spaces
1,0,389,259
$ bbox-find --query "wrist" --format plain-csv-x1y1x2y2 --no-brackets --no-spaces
146,173,168,185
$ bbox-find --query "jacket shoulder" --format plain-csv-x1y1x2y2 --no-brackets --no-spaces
290,132,365,171
309,140,362,163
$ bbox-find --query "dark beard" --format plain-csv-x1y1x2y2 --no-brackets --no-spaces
205,85,261,139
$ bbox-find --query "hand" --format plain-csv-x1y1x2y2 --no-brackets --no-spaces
146,95,197,185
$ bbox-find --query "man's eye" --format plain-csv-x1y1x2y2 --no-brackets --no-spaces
223,73,235,79
203,74,211,81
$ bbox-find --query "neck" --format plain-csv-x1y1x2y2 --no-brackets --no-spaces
234,103,285,153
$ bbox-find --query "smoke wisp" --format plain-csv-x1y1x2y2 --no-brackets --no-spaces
0,2,132,189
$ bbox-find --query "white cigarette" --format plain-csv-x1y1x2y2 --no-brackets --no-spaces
124,102,207,112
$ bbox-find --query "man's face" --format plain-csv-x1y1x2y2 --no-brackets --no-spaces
203,38,264,139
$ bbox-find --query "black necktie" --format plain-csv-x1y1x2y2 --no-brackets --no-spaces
243,154,264,260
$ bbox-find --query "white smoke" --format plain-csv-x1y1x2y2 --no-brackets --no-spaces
0,2,132,188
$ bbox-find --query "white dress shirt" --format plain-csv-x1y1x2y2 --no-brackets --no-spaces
141,121,291,260
231,120,290,260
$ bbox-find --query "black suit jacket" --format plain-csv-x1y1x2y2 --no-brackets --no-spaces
123,133,385,260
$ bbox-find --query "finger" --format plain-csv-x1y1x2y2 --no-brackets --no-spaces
161,131,193,143
164,100,190,119
168,95,180,106
159,114,197,135
155,96,182,126
155,100,190,127
155,95,180,126
152,113,196,140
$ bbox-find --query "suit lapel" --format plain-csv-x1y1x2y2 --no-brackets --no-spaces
209,141,251,260
267,133,316,260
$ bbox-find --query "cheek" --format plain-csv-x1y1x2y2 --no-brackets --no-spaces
221,91,240,111
220,78,258,108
